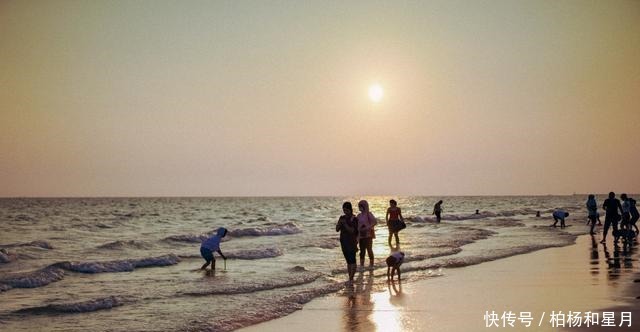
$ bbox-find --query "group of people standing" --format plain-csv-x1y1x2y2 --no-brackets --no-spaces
335,199,409,283
587,192,639,244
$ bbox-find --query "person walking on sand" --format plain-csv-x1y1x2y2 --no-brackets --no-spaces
586,194,598,234
601,192,623,245
620,194,631,232
629,197,639,235
386,199,405,249
357,200,377,269
336,202,358,284
433,200,443,223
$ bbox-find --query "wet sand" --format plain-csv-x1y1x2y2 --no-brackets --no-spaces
241,235,639,331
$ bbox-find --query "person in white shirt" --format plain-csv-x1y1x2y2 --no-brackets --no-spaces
386,251,405,281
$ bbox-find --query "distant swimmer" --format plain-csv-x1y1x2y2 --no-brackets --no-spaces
601,192,623,245
551,209,569,228
433,200,443,223
475,209,480,215
336,201,358,284
536,211,541,218
386,251,405,282
586,194,598,235
386,199,405,249
200,227,227,271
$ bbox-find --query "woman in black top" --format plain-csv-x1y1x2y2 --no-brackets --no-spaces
336,201,358,283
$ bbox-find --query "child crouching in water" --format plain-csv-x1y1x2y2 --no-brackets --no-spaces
200,227,228,270
386,251,405,281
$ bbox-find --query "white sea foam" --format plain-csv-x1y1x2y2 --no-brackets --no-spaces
58,254,180,273
96,240,151,250
0,265,65,290
227,222,302,237
182,271,321,296
15,296,124,314
0,241,53,250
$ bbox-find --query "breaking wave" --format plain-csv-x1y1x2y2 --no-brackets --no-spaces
0,265,65,290
182,271,321,296
96,240,151,250
14,296,124,315
0,240,53,250
227,222,302,237
57,254,180,273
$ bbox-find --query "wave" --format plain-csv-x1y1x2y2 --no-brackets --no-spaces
181,271,321,296
179,247,283,260
412,208,542,222
163,234,210,243
427,227,496,248
96,240,151,250
183,282,345,332
57,254,180,273
226,248,282,260
228,222,302,237
0,240,53,250
0,265,65,290
14,296,123,315
0,249,14,264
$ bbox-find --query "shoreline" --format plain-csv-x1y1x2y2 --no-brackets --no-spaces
240,234,639,331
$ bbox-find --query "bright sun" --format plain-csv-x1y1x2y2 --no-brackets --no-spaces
368,84,384,103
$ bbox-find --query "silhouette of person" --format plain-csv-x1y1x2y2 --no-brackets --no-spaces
601,192,623,245
433,200,443,223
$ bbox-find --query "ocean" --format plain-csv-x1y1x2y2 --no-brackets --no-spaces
0,196,598,331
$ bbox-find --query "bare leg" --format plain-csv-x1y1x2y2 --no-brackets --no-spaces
200,260,210,270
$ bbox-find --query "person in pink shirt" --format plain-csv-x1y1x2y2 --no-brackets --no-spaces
357,200,377,269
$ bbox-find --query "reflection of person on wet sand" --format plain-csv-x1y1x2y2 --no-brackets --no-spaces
388,278,403,307
603,244,621,281
342,269,375,331
589,235,599,276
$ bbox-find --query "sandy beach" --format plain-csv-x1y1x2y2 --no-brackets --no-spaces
241,235,639,331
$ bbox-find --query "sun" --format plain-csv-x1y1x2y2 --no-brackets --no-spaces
368,84,384,103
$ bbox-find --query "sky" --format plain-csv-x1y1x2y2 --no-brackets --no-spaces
1,0,639,197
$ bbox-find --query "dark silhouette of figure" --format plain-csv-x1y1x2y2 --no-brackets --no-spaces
629,197,639,234
601,192,623,245
386,199,404,249
386,251,404,282
357,200,377,269
621,193,631,230
433,200,443,223
552,209,569,228
586,194,598,234
336,201,358,283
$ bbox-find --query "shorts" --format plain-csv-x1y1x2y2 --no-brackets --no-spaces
386,256,402,267
200,247,214,262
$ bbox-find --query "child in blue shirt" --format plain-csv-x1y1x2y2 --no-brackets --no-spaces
200,227,228,270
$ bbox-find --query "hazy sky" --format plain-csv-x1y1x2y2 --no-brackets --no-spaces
1,0,639,197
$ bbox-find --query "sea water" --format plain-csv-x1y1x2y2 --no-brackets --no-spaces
0,196,598,331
